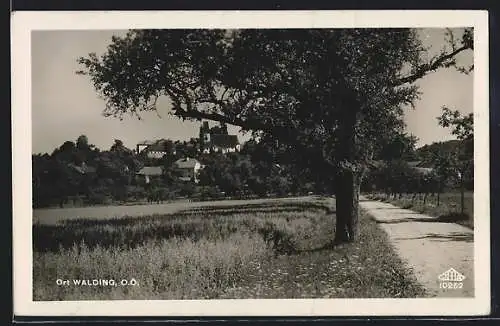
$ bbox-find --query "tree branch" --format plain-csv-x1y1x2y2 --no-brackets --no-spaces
172,102,302,146
395,45,472,86
174,105,270,132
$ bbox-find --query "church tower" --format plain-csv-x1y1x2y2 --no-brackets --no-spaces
199,121,211,146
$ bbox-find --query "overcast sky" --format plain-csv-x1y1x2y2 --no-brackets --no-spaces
31,28,473,155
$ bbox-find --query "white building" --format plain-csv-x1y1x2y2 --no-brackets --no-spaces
199,121,240,154
174,157,203,183
137,139,172,159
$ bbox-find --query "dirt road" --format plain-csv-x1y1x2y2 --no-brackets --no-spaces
360,198,474,297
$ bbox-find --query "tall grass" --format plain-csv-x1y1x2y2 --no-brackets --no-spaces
33,199,425,300
33,202,323,300
34,233,269,300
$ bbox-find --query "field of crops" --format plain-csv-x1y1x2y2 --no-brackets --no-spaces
33,197,426,300
33,196,311,225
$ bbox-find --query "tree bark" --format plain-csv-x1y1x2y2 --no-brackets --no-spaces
334,169,361,243
333,92,360,243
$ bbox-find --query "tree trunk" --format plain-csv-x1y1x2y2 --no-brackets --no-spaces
331,87,364,244
334,170,361,243
333,93,361,244
460,176,465,215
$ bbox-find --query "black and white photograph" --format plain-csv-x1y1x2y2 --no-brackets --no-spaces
12,10,490,316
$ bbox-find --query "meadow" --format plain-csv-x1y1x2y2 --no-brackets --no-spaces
367,192,474,229
33,197,426,300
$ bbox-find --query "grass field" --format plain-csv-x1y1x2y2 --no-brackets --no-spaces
33,197,426,300
33,196,314,225
366,192,474,229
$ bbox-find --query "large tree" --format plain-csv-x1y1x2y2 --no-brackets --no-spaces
77,28,473,243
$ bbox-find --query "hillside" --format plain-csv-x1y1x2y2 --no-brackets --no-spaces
415,138,473,164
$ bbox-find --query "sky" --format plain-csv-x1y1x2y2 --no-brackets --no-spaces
31,28,473,155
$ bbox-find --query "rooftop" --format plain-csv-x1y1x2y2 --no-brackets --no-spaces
207,134,239,148
137,140,155,145
174,157,200,169
142,139,171,153
137,166,163,176
414,167,434,175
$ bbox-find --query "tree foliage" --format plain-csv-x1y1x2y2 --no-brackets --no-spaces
77,29,471,163
438,107,474,141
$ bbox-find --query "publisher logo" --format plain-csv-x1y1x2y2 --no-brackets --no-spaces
438,268,465,289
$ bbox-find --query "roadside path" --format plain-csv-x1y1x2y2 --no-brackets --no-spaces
359,197,474,297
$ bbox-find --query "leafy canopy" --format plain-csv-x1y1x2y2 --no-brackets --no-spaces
437,106,474,141
77,28,473,169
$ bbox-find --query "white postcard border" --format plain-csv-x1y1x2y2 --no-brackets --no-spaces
12,10,490,316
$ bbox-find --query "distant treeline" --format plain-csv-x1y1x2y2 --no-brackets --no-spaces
32,136,329,208
362,137,473,212
33,132,473,208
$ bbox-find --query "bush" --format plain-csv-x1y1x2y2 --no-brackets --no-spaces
126,186,147,201
87,192,112,205
179,183,197,197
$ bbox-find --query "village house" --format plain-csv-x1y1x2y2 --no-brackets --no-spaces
365,160,435,178
136,166,164,185
199,121,241,154
406,161,434,175
203,134,241,154
173,157,203,183
136,139,172,159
